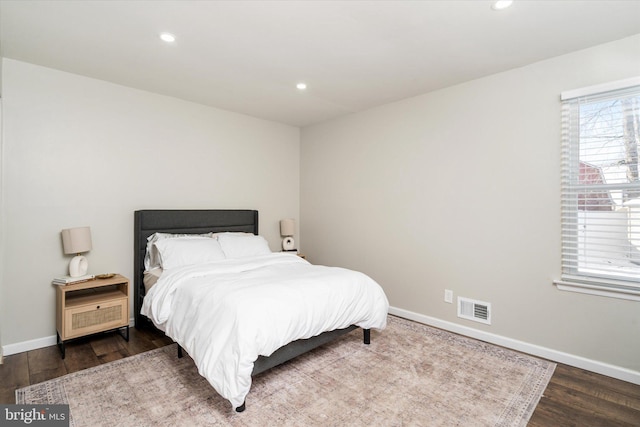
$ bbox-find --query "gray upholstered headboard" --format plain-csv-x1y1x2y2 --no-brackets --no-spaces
133,209,259,328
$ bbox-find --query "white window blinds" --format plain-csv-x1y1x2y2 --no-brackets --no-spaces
560,78,640,294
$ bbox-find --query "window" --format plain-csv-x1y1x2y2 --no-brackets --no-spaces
557,78,640,299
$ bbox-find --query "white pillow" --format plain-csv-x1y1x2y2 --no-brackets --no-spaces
144,232,213,270
154,237,226,269
217,233,272,259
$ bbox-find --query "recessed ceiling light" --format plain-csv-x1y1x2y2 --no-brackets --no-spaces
296,83,307,90
160,32,176,43
491,0,513,10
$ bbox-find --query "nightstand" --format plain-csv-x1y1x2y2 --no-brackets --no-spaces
55,274,130,358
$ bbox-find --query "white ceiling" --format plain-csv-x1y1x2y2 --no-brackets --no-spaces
1,1,639,127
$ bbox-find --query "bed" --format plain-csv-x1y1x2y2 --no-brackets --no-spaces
134,209,388,412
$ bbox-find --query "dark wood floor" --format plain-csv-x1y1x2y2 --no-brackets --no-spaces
1,327,639,426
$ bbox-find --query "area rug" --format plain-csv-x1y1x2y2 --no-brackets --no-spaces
16,315,555,426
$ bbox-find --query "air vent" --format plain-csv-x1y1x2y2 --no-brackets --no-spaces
457,297,491,325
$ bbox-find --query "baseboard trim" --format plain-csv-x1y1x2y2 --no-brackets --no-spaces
389,306,640,385
1,318,136,357
2,335,57,356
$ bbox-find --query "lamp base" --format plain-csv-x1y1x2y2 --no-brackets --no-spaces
69,255,89,277
282,236,295,251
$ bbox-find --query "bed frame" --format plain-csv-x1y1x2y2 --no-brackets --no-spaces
133,209,370,412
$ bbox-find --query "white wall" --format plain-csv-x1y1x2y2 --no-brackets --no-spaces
301,35,640,374
0,99,4,361
0,59,300,348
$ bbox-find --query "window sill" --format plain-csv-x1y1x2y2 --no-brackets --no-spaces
554,279,640,302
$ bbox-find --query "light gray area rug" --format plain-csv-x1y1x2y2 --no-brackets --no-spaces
17,316,555,426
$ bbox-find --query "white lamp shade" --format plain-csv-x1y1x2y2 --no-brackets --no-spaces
61,226,92,254
280,219,295,237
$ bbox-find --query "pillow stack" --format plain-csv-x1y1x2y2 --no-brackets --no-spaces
145,232,272,271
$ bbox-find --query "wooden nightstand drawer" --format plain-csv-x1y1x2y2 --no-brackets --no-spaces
64,297,128,339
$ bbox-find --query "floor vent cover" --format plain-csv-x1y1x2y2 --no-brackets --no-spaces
457,297,491,325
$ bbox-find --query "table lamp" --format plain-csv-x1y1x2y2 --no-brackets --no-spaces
280,218,296,251
61,226,92,277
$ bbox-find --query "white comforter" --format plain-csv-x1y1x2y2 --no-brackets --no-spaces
141,253,389,409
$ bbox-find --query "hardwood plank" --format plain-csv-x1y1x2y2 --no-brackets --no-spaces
97,348,131,364
27,346,67,384
62,340,101,374
538,378,640,426
527,399,564,427
89,332,129,357
0,352,29,404
551,364,640,410
122,328,163,355
530,392,634,427
553,363,640,397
